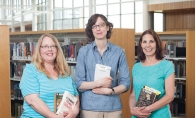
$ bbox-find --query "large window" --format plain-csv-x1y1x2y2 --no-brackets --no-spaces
53,0,144,32
53,0,88,30
135,1,143,32
37,0,47,31
6,0,12,17
94,0,143,31
154,13,164,32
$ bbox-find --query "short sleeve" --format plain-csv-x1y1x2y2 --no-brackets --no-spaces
75,47,87,92
19,64,40,97
118,50,130,90
164,61,175,79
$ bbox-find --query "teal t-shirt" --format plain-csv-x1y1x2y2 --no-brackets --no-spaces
132,59,174,118
19,64,79,118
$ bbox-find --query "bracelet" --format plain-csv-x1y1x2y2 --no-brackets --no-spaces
111,88,115,95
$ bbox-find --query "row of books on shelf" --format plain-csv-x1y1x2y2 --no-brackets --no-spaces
172,60,186,78
10,42,37,60
61,42,83,62
174,80,186,99
163,41,186,58
10,41,85,62
11,82,23,100
10,62,27,79
10,61,76,82
11,102,23,117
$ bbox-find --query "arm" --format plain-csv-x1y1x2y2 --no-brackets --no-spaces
92,84,126,95
129,87,136,112
24,94,64,118
143,73,175,113
76,48,112,91
115,50,130,93
92,50,129,95
79,76,112,90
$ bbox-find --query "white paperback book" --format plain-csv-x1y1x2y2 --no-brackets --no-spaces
56,91,77,115
94,64,111,81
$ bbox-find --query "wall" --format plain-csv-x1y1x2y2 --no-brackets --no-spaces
166,10,195,31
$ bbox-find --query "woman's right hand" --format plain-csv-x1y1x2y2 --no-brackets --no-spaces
96,76,113,88
131,107,151,118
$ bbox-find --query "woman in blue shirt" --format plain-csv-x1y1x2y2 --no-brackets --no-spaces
76,14,130,118
129,29,175,118
20,33,79,118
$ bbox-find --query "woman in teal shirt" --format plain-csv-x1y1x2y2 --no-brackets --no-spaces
20,33,79,118
129,29,175,118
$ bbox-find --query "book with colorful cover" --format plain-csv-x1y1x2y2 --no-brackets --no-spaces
54,91,77,114
135,86,161,107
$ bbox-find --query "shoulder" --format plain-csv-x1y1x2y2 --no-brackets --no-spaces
79,43,92,53
133,62,142,70
24,63,39,74
160,60,174,67
25,63,36,70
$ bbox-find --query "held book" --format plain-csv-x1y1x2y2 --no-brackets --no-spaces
94,64,111,81
54,91,77,115
135,86,161,107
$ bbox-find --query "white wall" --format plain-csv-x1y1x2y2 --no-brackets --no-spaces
149,0,192,4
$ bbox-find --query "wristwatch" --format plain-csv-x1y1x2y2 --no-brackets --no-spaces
111,88,115,95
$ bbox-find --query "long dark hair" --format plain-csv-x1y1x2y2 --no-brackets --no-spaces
137,29,164,61
85,14,113,42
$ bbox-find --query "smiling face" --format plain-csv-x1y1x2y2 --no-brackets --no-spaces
92,17,109,40
141,34,156,57
40,36,57,64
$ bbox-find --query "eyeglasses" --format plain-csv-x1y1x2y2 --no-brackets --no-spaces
92,23,106,29
40,45,57,50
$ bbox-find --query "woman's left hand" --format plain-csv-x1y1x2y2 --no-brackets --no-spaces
140,106,152,117
92,87,111,95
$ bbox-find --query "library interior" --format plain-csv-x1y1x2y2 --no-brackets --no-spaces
0,0,195,118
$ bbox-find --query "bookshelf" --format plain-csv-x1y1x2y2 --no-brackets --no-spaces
0,25,11,117
135,31,195,118
10,28,135,117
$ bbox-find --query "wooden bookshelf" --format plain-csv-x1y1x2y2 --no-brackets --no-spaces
110,28,135,118
186,31,195,118
0,25,11,117
10,28,135,117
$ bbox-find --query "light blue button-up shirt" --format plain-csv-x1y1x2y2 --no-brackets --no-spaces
76,41,130,111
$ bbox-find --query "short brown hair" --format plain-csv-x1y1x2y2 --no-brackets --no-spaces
85,14,113,42
137,29,164,61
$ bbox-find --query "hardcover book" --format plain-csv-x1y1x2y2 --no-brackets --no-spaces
54,91,77,115
135,86,161,107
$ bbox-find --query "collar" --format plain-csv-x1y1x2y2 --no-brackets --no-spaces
92,40,110,51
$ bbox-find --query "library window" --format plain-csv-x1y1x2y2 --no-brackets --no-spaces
154,13,164,32
52,0,143,32
95,5,107,16
63,0,72,8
